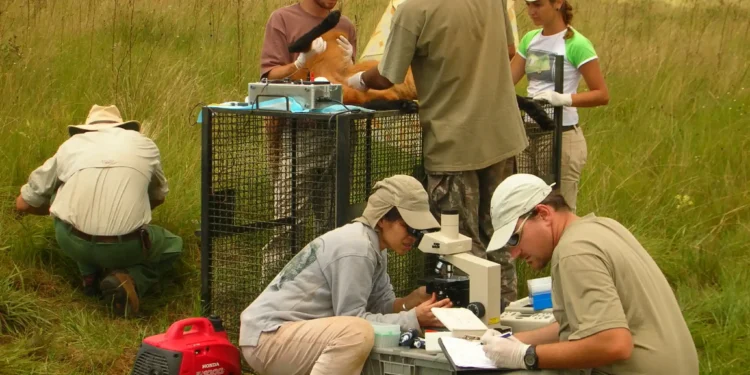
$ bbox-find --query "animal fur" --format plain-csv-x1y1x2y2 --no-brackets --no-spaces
291,30,419,109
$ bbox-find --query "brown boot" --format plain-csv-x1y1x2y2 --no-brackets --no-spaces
99,271,139,317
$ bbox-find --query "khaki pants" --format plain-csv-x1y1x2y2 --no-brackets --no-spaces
425,157,517,307
241,316,375,375
560,126,588,212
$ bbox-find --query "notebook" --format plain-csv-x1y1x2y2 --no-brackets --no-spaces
438,336,503,373
431,307,488,339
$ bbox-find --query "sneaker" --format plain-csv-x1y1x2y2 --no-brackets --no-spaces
99,271,139,317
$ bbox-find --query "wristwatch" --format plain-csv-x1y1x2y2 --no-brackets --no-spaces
523,345,539,370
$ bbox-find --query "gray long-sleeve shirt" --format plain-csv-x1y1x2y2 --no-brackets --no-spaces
239,222,420,347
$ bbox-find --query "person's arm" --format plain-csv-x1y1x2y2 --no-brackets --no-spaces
513,322,560,345
146,140,169,210
571,58,609,107
510,54,527,86
483,254,633,370
533,37,609,107
17,154,60,216
511,30,533,86
349,6,420,91
325,254,421,331
259,11,299,80
393,286,432,313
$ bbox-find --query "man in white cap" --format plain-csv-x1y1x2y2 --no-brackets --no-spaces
239,174,452,375
479,174,699,374
15,104,183,318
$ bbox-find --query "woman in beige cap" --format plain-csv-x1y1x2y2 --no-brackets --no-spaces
238,174,452,375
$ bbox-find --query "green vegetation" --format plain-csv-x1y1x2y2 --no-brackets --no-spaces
0,0,747,373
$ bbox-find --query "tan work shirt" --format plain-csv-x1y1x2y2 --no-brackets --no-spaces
260,3,357,78
551,214,699,375
20,127,169,236
377,0,528,172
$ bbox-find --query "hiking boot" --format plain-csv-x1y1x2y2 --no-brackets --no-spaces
99,271,139,317
81,273,99,297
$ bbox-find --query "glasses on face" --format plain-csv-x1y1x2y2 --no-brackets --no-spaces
505,213,532,248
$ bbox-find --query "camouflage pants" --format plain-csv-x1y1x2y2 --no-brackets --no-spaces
425,157,517,308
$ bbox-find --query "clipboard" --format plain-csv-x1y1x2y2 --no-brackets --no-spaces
438,337,511,374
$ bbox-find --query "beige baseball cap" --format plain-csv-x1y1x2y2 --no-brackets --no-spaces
488,174,555,251
354,175,440,230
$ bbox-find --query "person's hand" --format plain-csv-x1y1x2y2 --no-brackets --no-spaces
294,37,327,69
481,333,530,370
347,71,367,92
480,328,504,341
414,292,453,328
336,35,353,61
406,286,432,306
533,90,573,107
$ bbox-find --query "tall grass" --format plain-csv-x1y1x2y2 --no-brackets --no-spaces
0,0,748,373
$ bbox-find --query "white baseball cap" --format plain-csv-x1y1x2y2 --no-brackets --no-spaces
487,174,555,251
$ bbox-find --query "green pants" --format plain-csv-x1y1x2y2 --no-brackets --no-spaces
53,218,183,297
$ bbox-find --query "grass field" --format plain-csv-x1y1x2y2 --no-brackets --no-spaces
1,0,748,373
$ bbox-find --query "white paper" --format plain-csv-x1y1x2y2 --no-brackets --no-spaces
440,336,498,369
431,307,487,331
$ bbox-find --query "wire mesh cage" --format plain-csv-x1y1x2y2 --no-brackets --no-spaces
199,107,428,348
516,100,563,187
515,53,565,187
199,63,565,370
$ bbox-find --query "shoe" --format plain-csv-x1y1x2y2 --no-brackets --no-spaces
82,273,99,297
99,271,139,317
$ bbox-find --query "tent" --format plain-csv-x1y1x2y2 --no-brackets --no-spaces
358,0,519,62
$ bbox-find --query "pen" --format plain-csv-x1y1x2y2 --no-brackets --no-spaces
477,331,512,345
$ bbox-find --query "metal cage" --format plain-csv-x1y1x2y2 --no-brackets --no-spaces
199,107,427,348
199,57,564,368
515,53,565,187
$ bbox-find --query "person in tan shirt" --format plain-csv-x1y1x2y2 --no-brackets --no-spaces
15,105,183,318
479,174,699,374
346,0,528,309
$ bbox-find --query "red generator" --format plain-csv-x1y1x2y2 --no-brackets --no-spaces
130,315,241,375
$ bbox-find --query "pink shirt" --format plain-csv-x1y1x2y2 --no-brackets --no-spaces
260,3,357,78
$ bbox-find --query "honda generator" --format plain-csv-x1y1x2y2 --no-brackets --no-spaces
130,315,241,375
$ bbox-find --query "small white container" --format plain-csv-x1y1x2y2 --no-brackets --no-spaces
370,322,401,348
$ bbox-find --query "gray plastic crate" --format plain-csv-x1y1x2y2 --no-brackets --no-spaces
362,346,550,375
362,347,454,375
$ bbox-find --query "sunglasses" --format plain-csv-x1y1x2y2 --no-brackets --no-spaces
404,222,438,247
505,213,533,248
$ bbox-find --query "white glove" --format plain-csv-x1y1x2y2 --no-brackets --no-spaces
336,35,354,61
533,90,573,107
347,71,367,92
481,330,530,370
294,37,327,69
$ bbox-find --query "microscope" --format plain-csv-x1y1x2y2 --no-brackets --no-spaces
416,210,503,329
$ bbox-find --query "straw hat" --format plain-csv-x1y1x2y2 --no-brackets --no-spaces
68,105,140,136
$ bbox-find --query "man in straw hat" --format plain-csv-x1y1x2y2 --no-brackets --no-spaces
239,174,452,375
15,104,183,318
477,173,698,374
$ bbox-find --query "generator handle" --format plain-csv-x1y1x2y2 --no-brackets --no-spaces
165,317,214,340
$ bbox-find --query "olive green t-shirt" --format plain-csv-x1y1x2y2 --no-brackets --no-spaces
377,0,528,172
551,214,699,375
